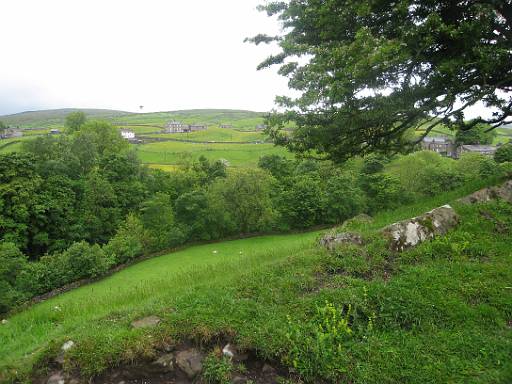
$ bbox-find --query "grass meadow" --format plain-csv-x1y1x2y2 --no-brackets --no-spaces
133,141,292,168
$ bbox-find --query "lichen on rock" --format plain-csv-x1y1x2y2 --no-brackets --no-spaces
381,204,459,252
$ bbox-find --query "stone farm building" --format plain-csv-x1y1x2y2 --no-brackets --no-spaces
255,124,267,131
456,144,497,158
420,136,456,158
220,124,233,128
163,121,207,133
421,136,498,159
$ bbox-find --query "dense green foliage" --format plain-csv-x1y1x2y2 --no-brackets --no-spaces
64,111,87,132
0,110,506,315
251,1,512,161
455,122,497,145
495,143,512,163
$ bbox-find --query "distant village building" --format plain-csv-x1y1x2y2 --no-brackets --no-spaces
456,144,497,158
420,136,456,158
420,136,497,159
120,129,135,140
255,124,267,131
220,124,233,129
163,121,207,133
165,121,188,133
188,124,207,132
50,129,60,135
0,128,23,139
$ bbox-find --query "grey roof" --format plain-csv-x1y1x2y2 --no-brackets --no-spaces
422,136,452,143
461,145,497,152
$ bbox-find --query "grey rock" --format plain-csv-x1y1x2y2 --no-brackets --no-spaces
47,372,65,384
176,349,203,379
154,353,175,372
131,316,161,329
61,340,75,351
232,376,248,384
319,231,364,250
458,180,512,204
382,204,459,252
262,363,276,375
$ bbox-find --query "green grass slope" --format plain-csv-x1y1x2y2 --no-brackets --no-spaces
0,109,132,129
1,179,511,383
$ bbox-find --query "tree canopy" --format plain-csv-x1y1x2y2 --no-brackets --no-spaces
455,122,497,145
251,0,512,162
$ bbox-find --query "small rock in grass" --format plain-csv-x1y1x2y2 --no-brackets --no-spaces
232,376,248,384
222,343,235,359
1,319,7,325
262,363,276,375
61,340,75,351
176,348,203,379
154,353,175,372
131,315,161,329
47,372,65,384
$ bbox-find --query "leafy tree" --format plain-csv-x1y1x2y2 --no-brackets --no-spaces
175,190,212,240
76,120,128,156
0,153,42,253
455,123,497,145
251,1,512,161
0,243,28,312
81,172,121,244
494,143,512,163
207,170,277,234
323,173,366,224
62,241,112,279
258,154,294,179
360,173,403,213
104,214,145,264
193,155,227,184
65,111,87,132
140,193,184,251
278,174,325,229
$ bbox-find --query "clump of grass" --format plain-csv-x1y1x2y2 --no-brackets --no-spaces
202,353,233,384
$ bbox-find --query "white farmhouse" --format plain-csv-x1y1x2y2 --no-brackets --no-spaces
120,129,135,140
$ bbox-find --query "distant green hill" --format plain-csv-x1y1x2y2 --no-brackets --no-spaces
0,108,133,128
0,108,267,130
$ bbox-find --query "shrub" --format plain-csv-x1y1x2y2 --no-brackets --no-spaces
283,301,353,381
202,354,233,384
62,241,112,280
0,243,28,313
456,153,500,180
104,214,145,264
494,143,512,164
140,193,185,252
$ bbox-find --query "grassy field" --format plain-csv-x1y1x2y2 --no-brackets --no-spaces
141,126,267,143
0,230,322,380
133,141,292,168
1,179,510,383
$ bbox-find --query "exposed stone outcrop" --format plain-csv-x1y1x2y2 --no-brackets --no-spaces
175,348,204,379
131,316,161,329
381,205,459,252
458,180,512,204
319,232,364,250
153,353,175,372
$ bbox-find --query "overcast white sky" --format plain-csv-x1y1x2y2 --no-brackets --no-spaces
0,0,288,115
